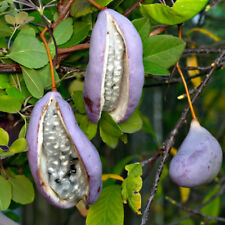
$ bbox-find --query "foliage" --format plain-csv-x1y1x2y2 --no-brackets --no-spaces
0,0,224,225
121,163,143,215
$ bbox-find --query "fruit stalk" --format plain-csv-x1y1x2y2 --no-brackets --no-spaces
40,27,56,91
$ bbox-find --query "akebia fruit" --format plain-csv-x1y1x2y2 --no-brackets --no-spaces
169,120,223,188
26,91,102,208
83,9,144,123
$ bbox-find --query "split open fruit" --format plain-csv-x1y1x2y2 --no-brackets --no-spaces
26,91,102,208
83,9,144,123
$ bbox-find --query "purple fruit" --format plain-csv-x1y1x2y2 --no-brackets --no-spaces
169,120,223,188
26,91,102,208
83,9,144,123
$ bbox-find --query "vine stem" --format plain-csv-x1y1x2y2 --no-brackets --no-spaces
87,0,106,10
7,26,18,50
177,25,197,120
176,63,197,120
40,27,56,91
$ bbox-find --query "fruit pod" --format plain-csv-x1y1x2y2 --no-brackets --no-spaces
169,120,223,188
83,9,144,123
26,92,102,208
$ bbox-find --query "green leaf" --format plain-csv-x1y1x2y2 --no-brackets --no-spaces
143,61,169,75
3,211,20,223
119,111,143,134
0,1,10,13
37,64,59,88
121,163,143,214
201,185,220,218
99,112,122,148
0,37,7,48
8,175,34,204
18,27,36,36
21,66,44,99
0,138,27,159
5,12,33,26
8,28,48,69
4,14,16,25
86,185,124,225
53,18,73,45
15,12,34,25
70,0,97,18
120,133,127,144
132,17,151,42
112,156,134,175
180,219,194,225
75,113,97,140
68,79,84,95
0,74,10,89
18,125,26,138
140,0,209,25
143,35,186,75
60,20,91,47
0,176,12,211
72,91,86,114
6,87,24,101
9,138,27,153
0,18,12,37
95,0,113,6
0,95,22,113
0,128,9,146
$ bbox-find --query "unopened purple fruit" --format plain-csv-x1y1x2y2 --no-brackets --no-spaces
169,120,223,188
83,9,144,123
26,91,102,208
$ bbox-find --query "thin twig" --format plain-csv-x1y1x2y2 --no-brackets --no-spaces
166,196,225,223
41,16,58,65
0,64,21,73
10,74,18,88
57,43,90,54
184,48,224,55
16,74,22,92
167,181,225,225
53,0,74,29
177,62,197,120
40,27,56,91
87,0,106,10
123,0,146,17
150,26,169,36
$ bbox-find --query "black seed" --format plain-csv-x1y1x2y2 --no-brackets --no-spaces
55,178,60,183
70,164,76,173
71,157,78,161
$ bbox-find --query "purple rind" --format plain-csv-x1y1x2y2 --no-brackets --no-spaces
83,9,144,123
27,92,102,208
169,121,223,188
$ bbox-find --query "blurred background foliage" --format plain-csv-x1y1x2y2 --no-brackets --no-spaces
0,0,225,224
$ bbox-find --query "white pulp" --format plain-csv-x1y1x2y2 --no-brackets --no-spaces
102,14,125,112
40,99,88,203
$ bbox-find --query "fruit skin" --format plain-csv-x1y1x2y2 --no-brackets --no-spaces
26,91,102,208
83,9,144,123
169,120,223,188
